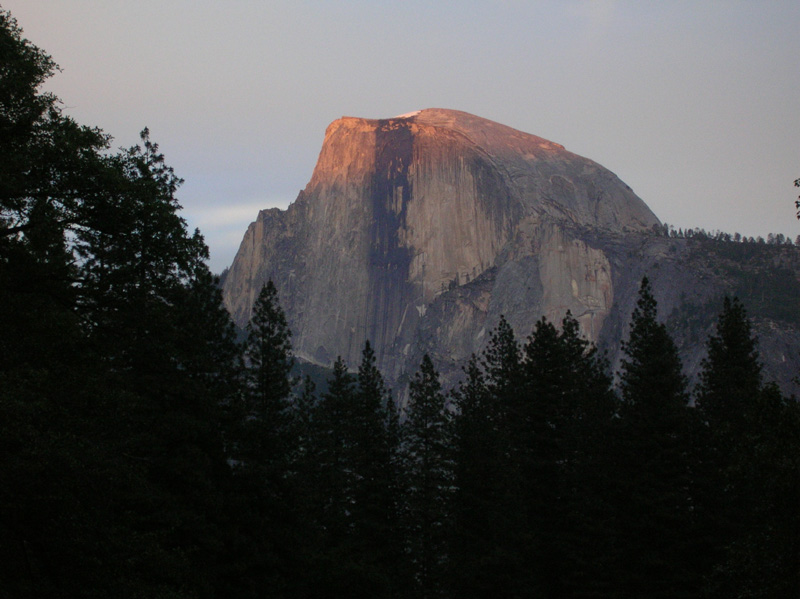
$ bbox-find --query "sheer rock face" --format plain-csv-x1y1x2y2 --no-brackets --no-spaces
222,108,660,382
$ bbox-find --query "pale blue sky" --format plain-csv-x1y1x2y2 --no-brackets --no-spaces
5,1,800,272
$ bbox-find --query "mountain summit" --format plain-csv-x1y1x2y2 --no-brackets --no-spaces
307,108,658,234
222,109,658,378
221,109,798,390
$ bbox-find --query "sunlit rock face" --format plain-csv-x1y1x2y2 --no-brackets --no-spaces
222,108,659,383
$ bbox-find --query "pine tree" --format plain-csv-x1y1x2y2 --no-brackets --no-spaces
521,317,564,588
245,281,293,409
399,355,454,599
73,129,213,378
741,383,800,599
316,357,357,542
290,374,318,482
225,280,298,595
620,278,688,415
0,12,243,592
521,313,617,597
0,8,106,374
709,383,800,599
696,297,800,598
694,296,763,593
305,342,401,597
239,280,294,471
477,316,535,596
697,296,762,438
354,342,395,500
615,277,699,598
349,341,402,597
481,316,522,414
234,281,295,497
450,351,520,598
450,355,489,596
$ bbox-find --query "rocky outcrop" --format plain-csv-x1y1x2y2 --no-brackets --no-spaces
222,109,657,376
221,108,800,395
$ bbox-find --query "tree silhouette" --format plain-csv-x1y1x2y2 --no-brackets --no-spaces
615,277,699,597
400,355,454,599
794,176,799,219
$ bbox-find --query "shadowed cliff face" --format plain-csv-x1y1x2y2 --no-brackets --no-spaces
366,120,414,367
222,108,662,382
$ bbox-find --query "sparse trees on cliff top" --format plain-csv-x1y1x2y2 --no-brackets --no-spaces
794,176,799,219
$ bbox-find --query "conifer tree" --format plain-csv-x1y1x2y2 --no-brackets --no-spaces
615,277,699,598
239,279,295,480
399,355,454,599
481,316,522,414
290,374,318,480
476,317,535,595
620,278,688,415
480,315,526,485
354,342,395,494
741,383,800,599
236,280,295,497
521,317,564,553
349,341,402,596
316,357,357,544
226,281,298,594
554,315,618,594
707,382,800,599
696,297,800,598
521,313,617,597
354,341,398,510
696,296,762,438
0,11,245,593
694,296,763,584
304,343,400,596
450,352,516,597
245,281,293,409
73,130,213,378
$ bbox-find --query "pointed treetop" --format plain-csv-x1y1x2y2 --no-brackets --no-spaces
697,296,763,428
620,276,688,410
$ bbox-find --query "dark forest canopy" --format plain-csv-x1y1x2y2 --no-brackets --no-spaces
2,9,800,598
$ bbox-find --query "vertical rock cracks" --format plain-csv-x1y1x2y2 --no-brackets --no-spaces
222,109,662,388
367,120,415,367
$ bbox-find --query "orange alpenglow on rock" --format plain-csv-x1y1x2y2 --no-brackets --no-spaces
223,108,660,386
